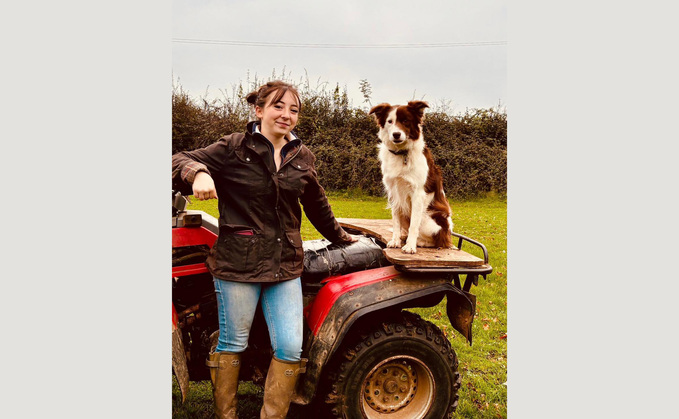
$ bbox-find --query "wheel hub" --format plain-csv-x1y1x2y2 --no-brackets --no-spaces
363,360,417,413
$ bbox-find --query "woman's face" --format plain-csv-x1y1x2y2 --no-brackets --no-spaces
255,90,300,141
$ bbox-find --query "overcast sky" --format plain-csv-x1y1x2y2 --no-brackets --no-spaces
172,0,507,114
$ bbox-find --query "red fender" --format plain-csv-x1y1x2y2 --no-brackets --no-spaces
172,225,216,277
304,266,400,335
172,225,217,248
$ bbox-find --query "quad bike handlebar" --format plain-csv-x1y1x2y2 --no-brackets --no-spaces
173,190,189,214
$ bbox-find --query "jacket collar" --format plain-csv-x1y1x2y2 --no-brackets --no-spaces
244,121,303,172
247,121,300,142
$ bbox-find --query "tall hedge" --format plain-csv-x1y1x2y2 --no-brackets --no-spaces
172,81,506,199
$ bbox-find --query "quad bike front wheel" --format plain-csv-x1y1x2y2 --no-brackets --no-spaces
324,311,460,418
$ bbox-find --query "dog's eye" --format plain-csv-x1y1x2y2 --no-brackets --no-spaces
387,119,393,124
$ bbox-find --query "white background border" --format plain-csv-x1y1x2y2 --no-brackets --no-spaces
3,1,678,417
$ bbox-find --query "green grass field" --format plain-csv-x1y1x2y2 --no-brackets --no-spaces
173,191,507,418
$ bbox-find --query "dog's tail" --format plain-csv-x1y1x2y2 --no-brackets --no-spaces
431,213,453,248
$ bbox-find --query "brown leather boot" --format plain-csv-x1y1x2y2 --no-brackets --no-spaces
206,351,241,419
259,357,307,419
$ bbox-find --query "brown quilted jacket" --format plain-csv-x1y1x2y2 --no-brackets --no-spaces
172,121,352,282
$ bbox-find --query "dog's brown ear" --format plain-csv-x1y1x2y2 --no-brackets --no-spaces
407,101,429,119
369,103,392,126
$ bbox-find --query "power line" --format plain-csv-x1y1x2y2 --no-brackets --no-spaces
172,38,507,49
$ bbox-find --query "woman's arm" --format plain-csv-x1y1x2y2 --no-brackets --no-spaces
172,139,231,200
300,156,356,244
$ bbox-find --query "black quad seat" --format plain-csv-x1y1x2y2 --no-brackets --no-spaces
301,236,388,290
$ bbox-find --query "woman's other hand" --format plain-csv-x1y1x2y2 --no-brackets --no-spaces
193,172,218,200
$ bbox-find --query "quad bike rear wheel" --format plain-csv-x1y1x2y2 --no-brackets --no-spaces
324,311,460,418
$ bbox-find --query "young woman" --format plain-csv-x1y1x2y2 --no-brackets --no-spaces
172,80,355,418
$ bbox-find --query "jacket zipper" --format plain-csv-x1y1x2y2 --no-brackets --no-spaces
273,143,303,281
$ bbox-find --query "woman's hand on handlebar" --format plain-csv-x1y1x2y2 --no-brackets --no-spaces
193,172,218,200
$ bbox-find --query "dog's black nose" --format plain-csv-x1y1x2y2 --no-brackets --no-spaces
393,132,401,140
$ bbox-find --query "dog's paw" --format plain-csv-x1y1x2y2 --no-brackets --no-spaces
387,238,402,248
401,243,417,254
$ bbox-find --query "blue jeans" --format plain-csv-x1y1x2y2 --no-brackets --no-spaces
213,277,303,362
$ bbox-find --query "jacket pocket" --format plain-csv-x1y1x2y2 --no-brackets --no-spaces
284,230,304,270
214,224,261,273
279,159,311,197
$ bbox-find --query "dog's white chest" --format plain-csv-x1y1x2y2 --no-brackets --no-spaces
381,150,428,187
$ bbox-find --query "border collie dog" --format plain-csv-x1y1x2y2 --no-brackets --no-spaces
369,101,453,254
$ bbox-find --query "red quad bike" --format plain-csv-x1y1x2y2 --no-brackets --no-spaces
172,191,492,418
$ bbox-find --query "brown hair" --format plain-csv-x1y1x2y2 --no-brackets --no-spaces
245,81,302,115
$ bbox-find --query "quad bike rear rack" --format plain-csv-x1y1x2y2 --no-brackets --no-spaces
337,218,492,292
